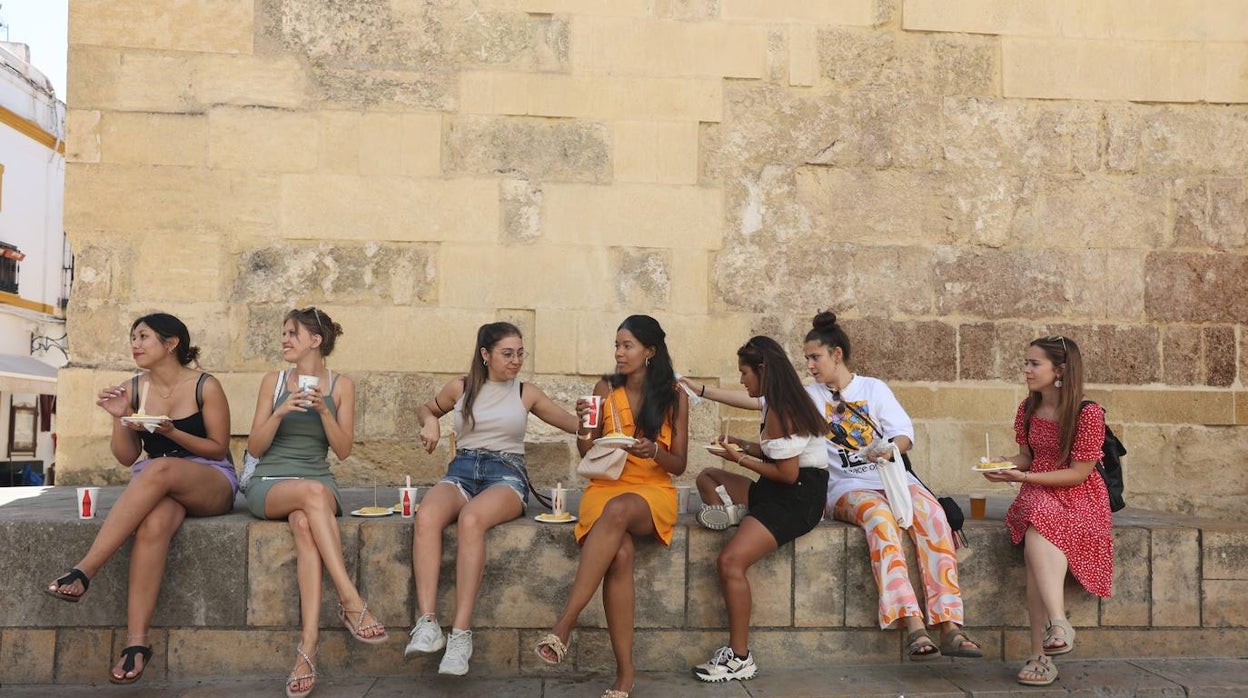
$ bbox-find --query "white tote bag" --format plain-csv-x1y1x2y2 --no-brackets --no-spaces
877,444,914,529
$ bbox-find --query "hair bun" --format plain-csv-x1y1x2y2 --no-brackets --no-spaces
811,310,839,332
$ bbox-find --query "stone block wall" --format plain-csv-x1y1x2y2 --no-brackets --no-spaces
60,0,1248,518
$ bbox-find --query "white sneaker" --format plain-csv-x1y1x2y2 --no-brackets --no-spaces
438,629,473,676
405,614,445,656
696,504,745,531
693,646,757,683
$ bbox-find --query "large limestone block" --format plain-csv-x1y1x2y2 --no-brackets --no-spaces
1004,38,1207,103
55,627,113,684
459,71,723,122
1205,43,1248,103
1172,178,1248,257
903,0,1057,36
100,112,207,167
1139,109,1248,175
941,97,1101,172
446,116,610,183
565,629,724,674
1146,252,1248,324
1203,527,1248,581
1151,527,1202,627
751,628,900,666
247,517,361,627
788,26,819,87
794,167,954,246
793,523,846,627
686,526,792,629
1162,324,1238,387
612,121,699,185
722,0,874,24
1106,390,1234,425
65,109,100,164
229,241,438,307
358,112,442,178
0,502,247,629
570,18,767,79
541,183,724,251
819,29,997,97
67,46,196,112
194,54,310,110
66,164,228,234
280,175,500,242
1203,581,1248,628
131,232,227,302
438,245,610,311
208,108,318,173
0,629,56,684
565,527,687,631
954,524,1027,627
70,0,254,54
1102,526,1150,626
521,0,649,16
167,628,292,678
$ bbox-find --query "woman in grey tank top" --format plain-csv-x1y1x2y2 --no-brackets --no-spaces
243,308,386,698
404,322,580,676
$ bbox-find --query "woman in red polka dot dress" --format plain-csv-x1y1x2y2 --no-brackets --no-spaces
981,336,1111,687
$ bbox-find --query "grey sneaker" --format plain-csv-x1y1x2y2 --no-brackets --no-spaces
405,614,445,657
696,504,745,531
693,646,757,682
438,629,473,676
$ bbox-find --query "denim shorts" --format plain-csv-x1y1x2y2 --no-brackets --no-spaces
441,448,529,506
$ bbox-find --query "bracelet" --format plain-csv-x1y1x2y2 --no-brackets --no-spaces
699,384,706,397
652,443,660,459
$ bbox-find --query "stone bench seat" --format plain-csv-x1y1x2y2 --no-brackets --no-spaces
1,486,1246,685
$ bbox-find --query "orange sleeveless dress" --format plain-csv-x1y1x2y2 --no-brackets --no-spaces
574,386,679,545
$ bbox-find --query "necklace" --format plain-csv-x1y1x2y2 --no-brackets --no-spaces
151,372,193,399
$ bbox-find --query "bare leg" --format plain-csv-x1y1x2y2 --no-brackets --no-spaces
412,483,467,619
451,487,523,629
111,497,186,681
1024,527,1071,652
695,469,753,506
288,510,321,696
52,459,231,594
264,480,384,638
542,494,657,655
717,517,777,655
602,535,636,693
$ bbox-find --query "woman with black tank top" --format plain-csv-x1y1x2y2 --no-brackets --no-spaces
44,313,236,685
243,307,383,698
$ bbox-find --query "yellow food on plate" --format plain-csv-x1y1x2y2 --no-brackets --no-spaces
356,506,390,515
548,511,573,521
973,458,1009,470
602,431,629,439
708,442,742,451
128,414,170,420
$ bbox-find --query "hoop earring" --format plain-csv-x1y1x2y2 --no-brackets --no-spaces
1054,379,1063,388
645,357,650,367
483,358,488,367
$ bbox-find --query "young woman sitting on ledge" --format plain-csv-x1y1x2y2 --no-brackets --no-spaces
44,313,237,685
243,308,385,698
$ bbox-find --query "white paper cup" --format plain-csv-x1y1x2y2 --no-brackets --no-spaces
297,375,320,392
675,485,691,513
581,395,603,429
76,487,100,519
550,488,569,517
399,487,419,518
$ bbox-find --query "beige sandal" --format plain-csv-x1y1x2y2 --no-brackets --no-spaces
906,629,942,662
338,602,389,645
535,632,569,665
285,645,317,698
1017,654,1058,686
1043,618,1075,655
601,685,634,698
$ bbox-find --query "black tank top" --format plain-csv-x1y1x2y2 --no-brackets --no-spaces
130,373,210,459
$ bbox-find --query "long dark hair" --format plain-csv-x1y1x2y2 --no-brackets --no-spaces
285,307,344,357
1024,335,1085,463
608,315,677,441
739,336,827,439
132,313,199,366
804,309,851,361
463,322,522,428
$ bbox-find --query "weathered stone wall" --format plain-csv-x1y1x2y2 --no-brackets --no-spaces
61,0,1248,518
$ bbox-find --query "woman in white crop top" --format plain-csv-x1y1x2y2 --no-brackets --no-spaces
405,322,579,676
678,336,830,684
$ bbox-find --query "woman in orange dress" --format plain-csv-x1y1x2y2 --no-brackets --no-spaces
535,315,689,698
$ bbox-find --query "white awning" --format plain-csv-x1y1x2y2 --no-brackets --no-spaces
0,354,58,395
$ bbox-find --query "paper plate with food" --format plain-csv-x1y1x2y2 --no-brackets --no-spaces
594,432,637,448
705,442,743,453
971,457,1016,473
350,506,393,517
121,414,171,432
534,512,577,524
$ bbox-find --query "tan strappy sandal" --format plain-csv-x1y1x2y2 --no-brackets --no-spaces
285,645,317,698
535,632,569,665
338,602,389,645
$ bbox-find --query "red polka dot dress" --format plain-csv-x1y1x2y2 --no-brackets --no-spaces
1004,401,1113,597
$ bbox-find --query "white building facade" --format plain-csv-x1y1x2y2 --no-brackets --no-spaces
0,42,67,483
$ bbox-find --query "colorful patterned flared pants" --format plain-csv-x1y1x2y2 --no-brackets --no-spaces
832,485,964,629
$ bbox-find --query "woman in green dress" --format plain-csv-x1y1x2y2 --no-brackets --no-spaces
243,307,386,698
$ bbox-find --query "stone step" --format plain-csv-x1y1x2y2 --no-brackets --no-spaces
2,487,1246,684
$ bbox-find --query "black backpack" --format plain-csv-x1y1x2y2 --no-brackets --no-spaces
1086,401,1127,512
1026,400,1126,512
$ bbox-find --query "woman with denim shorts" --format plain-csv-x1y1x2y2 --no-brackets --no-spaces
406,322,579,675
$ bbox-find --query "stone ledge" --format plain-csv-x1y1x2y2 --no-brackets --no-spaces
2,487,1246,683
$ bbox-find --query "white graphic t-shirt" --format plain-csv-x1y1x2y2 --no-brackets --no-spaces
804,376,921,510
